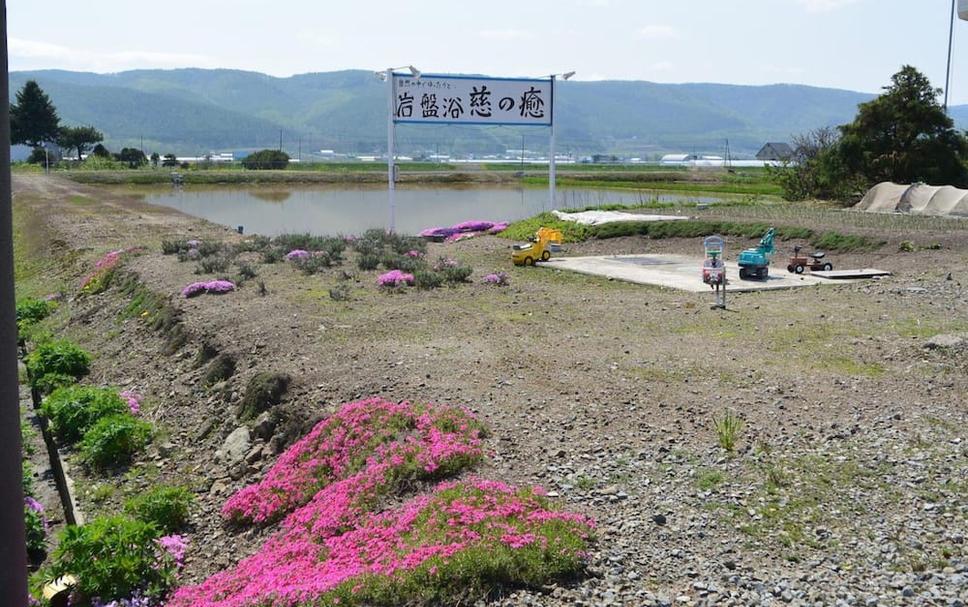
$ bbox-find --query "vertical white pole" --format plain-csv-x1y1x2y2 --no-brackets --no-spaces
387,69,396,232
945,0,956,113
549,75,557,211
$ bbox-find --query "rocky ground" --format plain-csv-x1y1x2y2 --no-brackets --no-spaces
14,173,968,606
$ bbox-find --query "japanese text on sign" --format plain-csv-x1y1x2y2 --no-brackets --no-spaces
393,74,552,126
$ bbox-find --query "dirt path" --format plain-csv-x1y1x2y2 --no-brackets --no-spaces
15,174,968,606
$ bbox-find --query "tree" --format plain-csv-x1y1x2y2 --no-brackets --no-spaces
58,125,104,161
115,148,148,169
162,153,179,168
10,80,61,147
773,65,968,202
241,149,290,170
91,144,111,159
839,65,968,188
150,152,160,168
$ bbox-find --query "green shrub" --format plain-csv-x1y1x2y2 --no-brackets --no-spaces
80,414,152,468
124,486,194,533
414,270,444,290
26,339,91,393
195,255,232,275
16,298,55,335
22,461,34,496
237,372,290,421
237,235,271,252
33,372,78,395
329,284,352,301
196,241,226,258
274,234,346,256
714,410,743,453
293,252,338,275
357,253,381,271
47,515,175,601
261,248,285,264
441,265,473,283
236,261,259,281
381,253,423,274
41,385,128,444
161,239,190,255
25,501,46,561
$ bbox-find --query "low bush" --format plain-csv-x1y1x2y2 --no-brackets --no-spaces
275,234,346,258
500,212,589,243
80,414,153,468
261,248,285,264
41,385,128,444
161,239,191,255
414,270,443,290
381,253,423,274
357,252,381,271
236,261,258,282
204,353,237,385
26,339,91,393
194,255,232,275
293,252,339,275
45,515,177,603
124,486,195,533
237,372,290,421
441,264,473,283
237,235,271,253
329,284,352,301
24,497,47,562
33,372,79,395
16,298,55,335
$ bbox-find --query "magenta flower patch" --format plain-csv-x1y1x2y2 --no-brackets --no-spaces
377,270,414,288
120,390,142,414
482,272,509,286
170,479,593,607
181,280,236,298
285,249,311,261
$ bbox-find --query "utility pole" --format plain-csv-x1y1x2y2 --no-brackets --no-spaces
0,1,31,603
278,130,283,152
946,0,957,112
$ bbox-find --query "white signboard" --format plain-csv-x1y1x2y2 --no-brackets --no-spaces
392,74,552,126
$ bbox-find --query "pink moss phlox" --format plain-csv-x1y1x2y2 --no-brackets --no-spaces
221,398,484,525
377,270,414,288
120,390,142,414
452,220,495,232
186,239,202,248
405,250,423,258
285,249,311,261
181,280,236,298
481,272,509,286
159,534,188,567
487,222,509,234
171,479,593,607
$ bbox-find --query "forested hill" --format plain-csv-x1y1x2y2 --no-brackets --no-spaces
11,68,968,157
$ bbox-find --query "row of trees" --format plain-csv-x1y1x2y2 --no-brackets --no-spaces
772,66,968,202
11,81,104,161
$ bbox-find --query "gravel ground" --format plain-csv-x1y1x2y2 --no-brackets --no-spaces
14,174,968,606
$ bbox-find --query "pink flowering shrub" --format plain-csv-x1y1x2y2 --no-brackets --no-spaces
376,269,414,288
285,249,311,261
169,479,594,607
159,534,188,567
482,272,509,286
405,249,423,258
181,280,236,298
80,250,124,294
222,398,486,525
120,390,142,414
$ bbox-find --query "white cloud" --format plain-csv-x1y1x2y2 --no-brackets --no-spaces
637,25,681,40
796,0,861,13
478,29,534,41
9,37,216,72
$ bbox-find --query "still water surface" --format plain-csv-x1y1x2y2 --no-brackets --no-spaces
144,185,721,236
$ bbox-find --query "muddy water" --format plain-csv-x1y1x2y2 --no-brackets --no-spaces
143,185,722,236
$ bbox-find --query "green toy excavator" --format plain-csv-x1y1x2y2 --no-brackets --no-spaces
737,227,775,280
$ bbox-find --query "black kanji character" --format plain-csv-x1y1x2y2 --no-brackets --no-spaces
396,92,414,118
421,94,439,118
442,96,464,119
519,86,545,118
469,86,492,117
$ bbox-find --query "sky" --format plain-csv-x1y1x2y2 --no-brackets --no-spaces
8,0,968,104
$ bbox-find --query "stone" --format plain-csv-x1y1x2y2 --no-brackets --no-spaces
245,445,264,465
652,513,667,526
252,411,276,440
924,334,965,350
218,426,252,466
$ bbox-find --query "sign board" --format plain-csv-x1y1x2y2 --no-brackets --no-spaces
392,74,552,126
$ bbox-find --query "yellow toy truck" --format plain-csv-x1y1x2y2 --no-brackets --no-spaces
512,227,563,266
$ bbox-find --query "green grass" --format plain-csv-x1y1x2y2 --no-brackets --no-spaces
499,212,589,243
696,469,726,491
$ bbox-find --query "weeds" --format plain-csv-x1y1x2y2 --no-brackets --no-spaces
714,410,743,452
329,284,352,301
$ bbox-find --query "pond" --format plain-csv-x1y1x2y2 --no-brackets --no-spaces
142,185,723,236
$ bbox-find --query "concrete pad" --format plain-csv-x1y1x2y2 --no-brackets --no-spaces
542,254,828,293
811,269,892,279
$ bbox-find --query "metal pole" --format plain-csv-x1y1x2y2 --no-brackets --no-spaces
0,0,30,601
946,0,956,112
549,75,557,210
386,69,396,232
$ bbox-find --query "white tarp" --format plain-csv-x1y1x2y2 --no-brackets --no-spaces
392,74,551,126
854,182,968,217
551,210,691,225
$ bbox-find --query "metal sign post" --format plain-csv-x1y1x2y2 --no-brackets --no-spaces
702,235,727,310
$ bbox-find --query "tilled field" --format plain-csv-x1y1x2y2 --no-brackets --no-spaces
15,174,968,606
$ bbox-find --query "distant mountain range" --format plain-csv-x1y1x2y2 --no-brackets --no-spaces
10,68,968,158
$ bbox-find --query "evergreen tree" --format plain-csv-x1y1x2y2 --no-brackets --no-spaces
10,81,61,147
